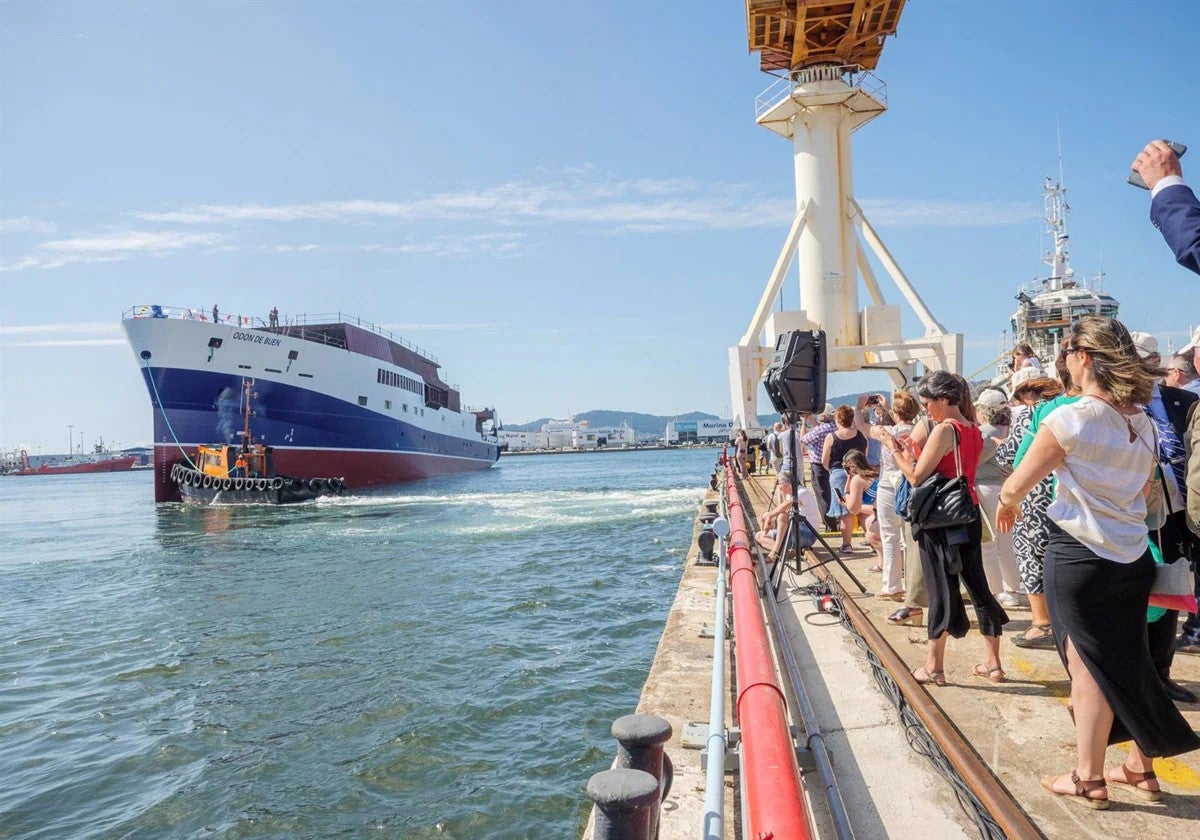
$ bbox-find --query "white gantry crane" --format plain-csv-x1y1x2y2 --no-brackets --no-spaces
731,0,962,428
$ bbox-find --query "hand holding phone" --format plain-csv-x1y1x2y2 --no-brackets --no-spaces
1129,140,1187,189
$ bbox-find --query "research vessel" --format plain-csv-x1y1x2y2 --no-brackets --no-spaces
122,306,500,502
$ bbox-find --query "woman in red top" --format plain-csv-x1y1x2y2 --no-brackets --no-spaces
888,371,1009,686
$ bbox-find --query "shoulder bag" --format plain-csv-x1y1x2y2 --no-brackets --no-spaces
907,424,978,532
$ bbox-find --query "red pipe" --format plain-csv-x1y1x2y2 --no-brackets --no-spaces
725,465,811,840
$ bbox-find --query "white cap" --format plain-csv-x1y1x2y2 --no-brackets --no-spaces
823,403,834,416
1180,326,1200,355
1129,331,1159,359
1009,366,1048,395
976,388,1009,407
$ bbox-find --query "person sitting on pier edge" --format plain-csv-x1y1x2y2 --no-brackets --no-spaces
1131,139,1200,276
822,405,868,554
890,371,1008,687
842,450,883,572
998,315,1200,809
859,391,920,601
995,366,1066,648
754,470,822,559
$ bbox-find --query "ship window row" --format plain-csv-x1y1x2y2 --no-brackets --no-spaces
377,368,423,394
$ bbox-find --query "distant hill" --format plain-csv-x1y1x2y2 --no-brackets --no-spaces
503,409,720,437
505,395,884,437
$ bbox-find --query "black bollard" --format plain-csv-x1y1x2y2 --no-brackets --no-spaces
587,768,659,840
612,714,673,836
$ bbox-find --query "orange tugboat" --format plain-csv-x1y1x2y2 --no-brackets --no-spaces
171,380,346,504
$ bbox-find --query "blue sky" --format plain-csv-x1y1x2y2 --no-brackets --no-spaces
2,1,1199,454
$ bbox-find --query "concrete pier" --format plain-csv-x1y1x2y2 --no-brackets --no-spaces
591,469,1200,838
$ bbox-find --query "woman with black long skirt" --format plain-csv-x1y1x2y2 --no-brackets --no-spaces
890,371,1009,686
997,316,1200,809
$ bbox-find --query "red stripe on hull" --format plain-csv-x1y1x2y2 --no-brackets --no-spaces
153,447,494,502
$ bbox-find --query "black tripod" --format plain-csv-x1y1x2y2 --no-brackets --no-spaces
768,419,867,596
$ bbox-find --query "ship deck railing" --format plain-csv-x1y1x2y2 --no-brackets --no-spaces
123,305,436,363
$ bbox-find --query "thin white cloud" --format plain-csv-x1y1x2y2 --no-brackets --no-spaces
266,243,320,253
5,339,126,348
41,230,222,253
384,322,503,331
1,230,225,272
136,178,1037,235
858,199,1040,228
0,216,58,234
360,232,526,258
0,322,120,336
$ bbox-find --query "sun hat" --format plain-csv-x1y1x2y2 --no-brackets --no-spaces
1129,331,1160,359
975,387,1009,408
1179,325,1200,355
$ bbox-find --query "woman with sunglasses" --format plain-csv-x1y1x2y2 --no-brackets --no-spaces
998,316,1200,809
890,371,1008,686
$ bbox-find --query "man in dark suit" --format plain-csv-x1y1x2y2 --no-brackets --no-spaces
1133,332,1200,702
1131,139,1200,276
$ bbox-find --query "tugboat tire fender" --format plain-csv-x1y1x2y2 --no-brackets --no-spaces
329,478,345,493
202,475,214,489
233,478,245,491
271,477,285,491
221,478,233,491
308,478,324,492
290,478,303,492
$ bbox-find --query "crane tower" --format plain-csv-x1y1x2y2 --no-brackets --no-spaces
731,0,962,428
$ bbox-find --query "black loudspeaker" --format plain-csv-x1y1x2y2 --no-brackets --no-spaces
763,329,826,414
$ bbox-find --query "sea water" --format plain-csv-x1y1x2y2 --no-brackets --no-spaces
0,448,716,839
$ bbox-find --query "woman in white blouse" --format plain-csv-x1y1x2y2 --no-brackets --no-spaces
997,316,1199,810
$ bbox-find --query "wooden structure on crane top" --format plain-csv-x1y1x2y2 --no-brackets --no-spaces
746,0,907,72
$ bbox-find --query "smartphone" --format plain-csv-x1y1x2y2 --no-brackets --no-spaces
1128,140,1187,189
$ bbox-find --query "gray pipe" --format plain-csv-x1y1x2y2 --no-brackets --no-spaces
755,546,856,840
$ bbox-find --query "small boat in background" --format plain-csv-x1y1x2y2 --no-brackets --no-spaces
1,446,138,477
172,380,346,505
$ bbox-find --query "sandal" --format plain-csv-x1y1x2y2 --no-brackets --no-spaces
912,666,947,687
887,606,923,626
1106,763,1162,802
867,564,883,573
972,664,1006,683
1012,623,1056,649
1040,771,1109,810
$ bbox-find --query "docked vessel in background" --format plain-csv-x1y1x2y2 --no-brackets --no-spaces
1005,177,1119,369
1,446,139,477
122,306,501,502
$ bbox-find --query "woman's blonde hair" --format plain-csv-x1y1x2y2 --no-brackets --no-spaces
1068,316,1162,406
890,391,920,423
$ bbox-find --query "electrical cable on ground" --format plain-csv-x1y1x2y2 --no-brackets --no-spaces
735,471,1007,840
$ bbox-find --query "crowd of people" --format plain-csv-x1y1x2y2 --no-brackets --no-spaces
756,321,1200,806
737,140,1200,809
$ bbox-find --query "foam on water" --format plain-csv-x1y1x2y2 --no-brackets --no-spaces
0,448,718,839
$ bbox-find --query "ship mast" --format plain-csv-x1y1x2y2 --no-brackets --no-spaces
241,379,255,450
1042,176,1073,290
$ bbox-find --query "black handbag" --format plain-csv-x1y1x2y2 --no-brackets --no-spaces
907,426,977,532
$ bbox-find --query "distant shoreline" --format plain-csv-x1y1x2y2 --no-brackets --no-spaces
499,444,724,457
